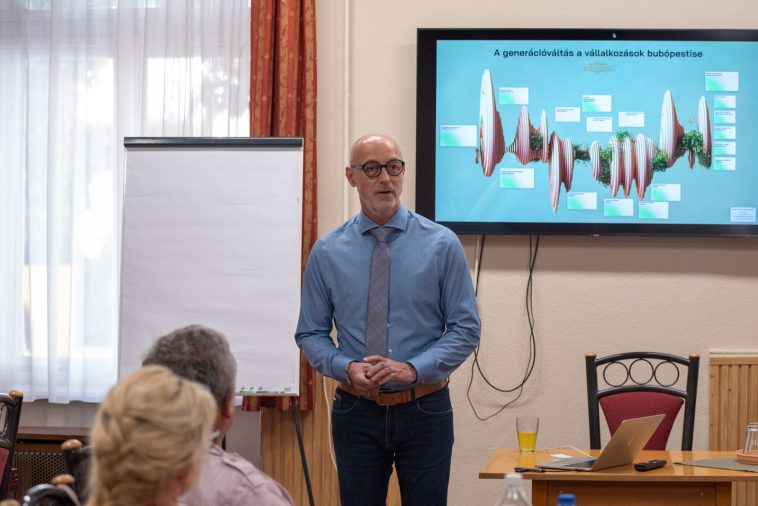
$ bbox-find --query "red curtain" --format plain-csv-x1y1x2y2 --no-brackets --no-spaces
243,0,317,411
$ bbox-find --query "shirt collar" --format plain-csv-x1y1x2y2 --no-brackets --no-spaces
358,205,410,234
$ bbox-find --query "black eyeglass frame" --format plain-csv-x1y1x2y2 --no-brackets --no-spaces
350,159,405,178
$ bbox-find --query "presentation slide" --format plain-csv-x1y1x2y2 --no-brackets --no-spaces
433,38,758,226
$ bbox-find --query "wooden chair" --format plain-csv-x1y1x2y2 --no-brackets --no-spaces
586,352,699,450
0,391,23,499
61,441,89,504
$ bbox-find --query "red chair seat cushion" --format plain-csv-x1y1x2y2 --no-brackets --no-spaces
599,391,683,450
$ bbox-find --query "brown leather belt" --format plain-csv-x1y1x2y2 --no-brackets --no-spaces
337,379,448,406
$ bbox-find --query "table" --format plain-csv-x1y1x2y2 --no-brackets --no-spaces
479,448,758,506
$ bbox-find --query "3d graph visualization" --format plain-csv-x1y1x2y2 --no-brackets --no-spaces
477,69,712,211
417,30,758,235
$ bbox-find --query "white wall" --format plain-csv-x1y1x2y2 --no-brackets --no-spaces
316,2,758,504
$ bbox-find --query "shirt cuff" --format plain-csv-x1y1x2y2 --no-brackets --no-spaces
331,354,355,383
407,356,436,385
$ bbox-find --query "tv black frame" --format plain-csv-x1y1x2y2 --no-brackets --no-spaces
415,28,758,237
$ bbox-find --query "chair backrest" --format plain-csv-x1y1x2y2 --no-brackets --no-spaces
586,352,699,451
0,391,23,500
61,441,89,504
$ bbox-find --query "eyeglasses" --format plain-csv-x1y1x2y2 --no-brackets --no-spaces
209,429,220,447
351,159,405,178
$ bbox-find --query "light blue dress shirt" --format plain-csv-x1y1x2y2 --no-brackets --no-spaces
295,206,480,389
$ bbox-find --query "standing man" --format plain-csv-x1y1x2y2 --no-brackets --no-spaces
142,324,294,506
295,134,480,505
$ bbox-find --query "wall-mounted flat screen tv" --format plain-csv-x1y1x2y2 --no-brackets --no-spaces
416,28,758,236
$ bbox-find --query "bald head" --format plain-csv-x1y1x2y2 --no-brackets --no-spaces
349,134,403,167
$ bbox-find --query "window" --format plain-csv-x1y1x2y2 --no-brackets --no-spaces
0,0,250,402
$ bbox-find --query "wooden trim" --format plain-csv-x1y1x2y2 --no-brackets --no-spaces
709,356,758,366
715,482,733,506
708,353,758,506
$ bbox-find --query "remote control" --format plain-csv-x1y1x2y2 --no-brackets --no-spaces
634,459,667,471
514,466,545,473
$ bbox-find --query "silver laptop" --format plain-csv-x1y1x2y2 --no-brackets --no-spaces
536,414,664,472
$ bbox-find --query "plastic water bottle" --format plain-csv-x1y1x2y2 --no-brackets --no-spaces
494,473,532,506
557,493,576,506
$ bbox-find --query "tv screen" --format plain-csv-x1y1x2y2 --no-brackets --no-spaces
416,28,758,236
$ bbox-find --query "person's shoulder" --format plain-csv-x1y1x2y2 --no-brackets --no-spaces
314,215,361,247
406,210,458,241
193,448,294,505
219,450,291,492
217,448,268,480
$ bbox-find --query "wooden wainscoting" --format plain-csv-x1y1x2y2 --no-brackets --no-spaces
260,372,401,506
709,353,758,506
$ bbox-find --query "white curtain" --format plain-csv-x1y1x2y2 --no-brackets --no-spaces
0,0,251,403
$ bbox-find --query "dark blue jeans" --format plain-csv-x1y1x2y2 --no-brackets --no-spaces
331,385,454,506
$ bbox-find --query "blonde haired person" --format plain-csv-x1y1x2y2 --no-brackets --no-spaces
86,365,216,506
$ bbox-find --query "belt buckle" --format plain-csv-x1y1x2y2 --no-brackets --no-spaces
376,389,414,406
376,391,393,406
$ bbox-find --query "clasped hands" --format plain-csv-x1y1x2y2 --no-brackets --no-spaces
346,355,417,397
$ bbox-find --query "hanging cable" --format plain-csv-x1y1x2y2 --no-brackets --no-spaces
467,235,540,420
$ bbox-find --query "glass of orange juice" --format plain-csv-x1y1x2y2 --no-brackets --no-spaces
516,416,539,452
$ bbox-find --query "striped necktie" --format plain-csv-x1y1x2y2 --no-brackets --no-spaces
364,226,392,357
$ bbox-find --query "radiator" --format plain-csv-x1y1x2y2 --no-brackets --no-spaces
709,353,758,506
8,435,70,501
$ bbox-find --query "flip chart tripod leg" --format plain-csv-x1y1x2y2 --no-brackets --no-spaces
290,396,315,506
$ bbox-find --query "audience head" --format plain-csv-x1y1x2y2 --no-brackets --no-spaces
86,365,216,506
142,324,236,409
142,324,237,438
